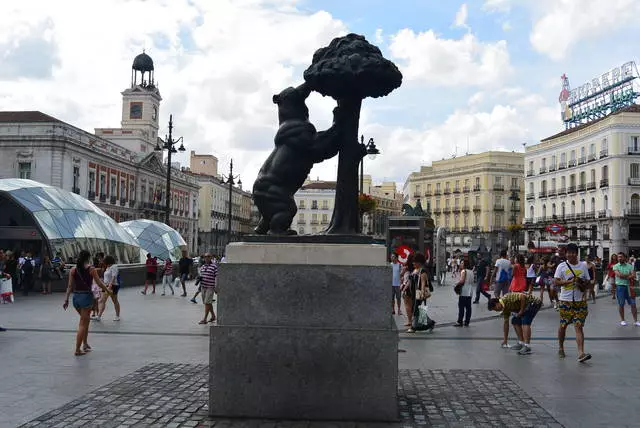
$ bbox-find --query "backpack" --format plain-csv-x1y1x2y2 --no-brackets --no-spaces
22,259,33,275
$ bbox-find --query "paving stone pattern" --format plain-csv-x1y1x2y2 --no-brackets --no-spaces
20,364,563,428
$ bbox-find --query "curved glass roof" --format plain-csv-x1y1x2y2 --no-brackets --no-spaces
119,219,187,261
0,179,141,263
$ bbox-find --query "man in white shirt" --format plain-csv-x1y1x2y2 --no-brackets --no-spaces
554,243,591,363
493,250,512,298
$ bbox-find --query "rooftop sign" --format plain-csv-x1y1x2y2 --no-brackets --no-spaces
559,61,639,129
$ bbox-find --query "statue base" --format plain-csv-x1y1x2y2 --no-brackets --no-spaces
209,242,398,422
240,233,373,244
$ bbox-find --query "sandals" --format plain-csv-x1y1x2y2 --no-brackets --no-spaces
74,350,87,356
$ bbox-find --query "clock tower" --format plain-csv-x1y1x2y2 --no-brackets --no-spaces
120,51,162,145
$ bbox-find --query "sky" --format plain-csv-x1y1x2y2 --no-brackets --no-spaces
1,0,639,190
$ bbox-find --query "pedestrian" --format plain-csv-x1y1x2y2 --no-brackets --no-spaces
509,254,527,293
489,292,542,355
493,250,512,298
454,258,474,327
554,243,592,362
20,251,34,296
613,252,638,326
198,253,218,324
161,258,175,296
142,253,158,295
525,256,537,294
472,256,491,304
391,254,402,315
407,252,435,333
178,250,193,298
607,254,618,299
190,256,204,303
62,250,111,356
586,256,597,304
97,255,121,321
39,255,53,294
400,253,415,327
0,261,11,331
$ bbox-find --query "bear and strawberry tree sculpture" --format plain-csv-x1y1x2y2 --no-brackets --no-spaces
252,33,402,236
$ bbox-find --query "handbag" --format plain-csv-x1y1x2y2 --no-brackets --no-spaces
454,282,463,295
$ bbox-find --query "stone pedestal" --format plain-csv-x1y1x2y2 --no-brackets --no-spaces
209,242,398,422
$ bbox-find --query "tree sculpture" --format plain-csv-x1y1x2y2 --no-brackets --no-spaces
304,33,402,234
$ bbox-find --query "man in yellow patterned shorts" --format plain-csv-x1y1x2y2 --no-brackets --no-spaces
554,243,591,363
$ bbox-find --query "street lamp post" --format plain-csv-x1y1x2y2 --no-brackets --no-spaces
155,114,185,226
222,159,241,247
358,135,380,233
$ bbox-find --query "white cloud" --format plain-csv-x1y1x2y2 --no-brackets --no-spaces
529,0,640,60
483,0,514,12
502,21,512,31
454,4,469,30
374,28,384,44
388,29,512,87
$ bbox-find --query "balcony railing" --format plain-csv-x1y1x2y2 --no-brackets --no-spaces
600,149,609,158
628,209,640,217
526,193,535,201
510,186,520,192
453,188,461,194
88,191,96,201
630,178,640,186
584,211,596,219
424,191,432,197
413,193,421,198
567,185,576,194
558,187,567,195
586,182,596,190
463,186,471,193
588,154,596,162
473,185,481,192
462,206,470,213
568,159,577,167
603,233,610,240
578,156,586,165
526,169,535,177
129,199,136,208
558,162,567,170
536,216,547,223
120,198,126,206
110,196,117,204
600,179,609,188
443,208,451,214
539,166,548,174
577,183,586,192
548,190,557,198
539,191,547,198
444,189,452,195
628,146,640,155
433,208,441,215
434,190,442,196
297,219,305,225
473,205,481,212
494,205,505,211
99,194,107,202
598,210,607,218
493,184,505,191
549,164,557,172
310,220,319,225
453,207,461,213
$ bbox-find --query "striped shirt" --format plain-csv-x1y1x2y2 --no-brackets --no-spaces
200,261,218,288
163,259,173,276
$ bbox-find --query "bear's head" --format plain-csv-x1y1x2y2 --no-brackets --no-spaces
273,83,311,124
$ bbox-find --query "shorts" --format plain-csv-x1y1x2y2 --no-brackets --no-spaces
180,273,189,281
111,285,120,295
392,286,401,302
202,287,215,305
559,300,589,327
616,286,636,307
73,292,94,309
146,272,157,281
511,301,542,325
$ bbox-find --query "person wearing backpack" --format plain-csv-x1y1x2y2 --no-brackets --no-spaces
494,250,512,298
21,251,35,296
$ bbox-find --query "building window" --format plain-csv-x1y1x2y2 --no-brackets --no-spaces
110,176,116,196
590,169,596,183
570,150,576,161
602,165,609,180
311,200,318,209
18,162,31,179
511,177,518,188
454,198,460,209
73,166,80,190
590,144,596,155
561,202,566,217
322,200,329,210
604,195,608,211
129,102,143,119
530,206,535,219
129,182,135,200
435,199,440,209
299,200,305,209
551,178,556,191
299,213,305,222
89,170,96,192
581,199,585,214
475,196,480,206
551,155,556,167
632,164,640,178
541,180,547,192
120,179,126,199
322,214,328,223
571,201,576,215
580,147,586,158
542,205,546,218
630,136,640,153
541,158,546,168
99,174,106,195
591,198,595,212
529,182,534,194
495,176,503,185
436,183,441,192
528,160,534,171
475,177,480,186
602,138,608,153
299,227,305,235
552,204,556,216
445,182,450,192
631,194,640,213
570,174,576,187
580,171,586,186
561,176,566,188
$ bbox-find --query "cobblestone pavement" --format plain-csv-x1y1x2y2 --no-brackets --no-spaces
19,364,562,428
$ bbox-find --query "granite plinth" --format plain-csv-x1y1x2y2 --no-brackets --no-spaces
210,243,398,422
240,234,373,244
217,263,391,329
209,324,398,421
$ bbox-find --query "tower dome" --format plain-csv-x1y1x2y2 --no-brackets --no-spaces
132,52,154,72
131,51,155,88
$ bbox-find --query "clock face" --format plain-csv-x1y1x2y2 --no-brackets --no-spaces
130,102,143,119
152,105,158,121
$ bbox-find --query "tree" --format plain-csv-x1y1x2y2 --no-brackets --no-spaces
304,33,402,234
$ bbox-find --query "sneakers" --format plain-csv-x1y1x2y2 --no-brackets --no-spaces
141,291,146,295
635,322,640,327
501,343,511,349
0,326,6,332
518,346,532,355
553,302,558,310
511,343,524,351
454,322,463,327
578,353,592,363
113,316,120,321
91,316,101,322
620,320,628,326
190,298,197,303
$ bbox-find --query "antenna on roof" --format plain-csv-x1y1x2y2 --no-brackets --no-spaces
466,136,470,156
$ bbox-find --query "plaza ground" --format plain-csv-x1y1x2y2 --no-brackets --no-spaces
1,278,640,427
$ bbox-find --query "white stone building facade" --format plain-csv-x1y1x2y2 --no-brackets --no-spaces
292,180,335,235
524,105,640,259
